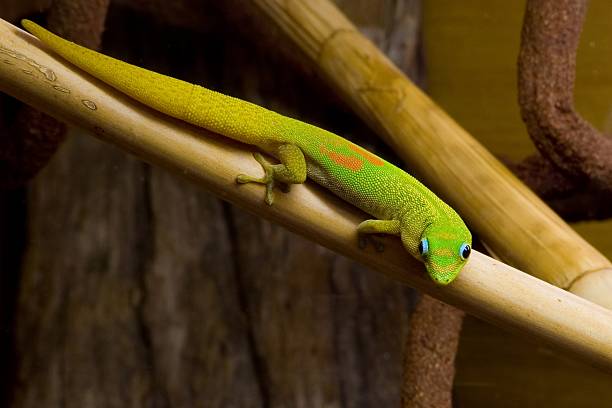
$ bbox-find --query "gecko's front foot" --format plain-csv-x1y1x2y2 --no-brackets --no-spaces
358,234,386,252
356,218,400,253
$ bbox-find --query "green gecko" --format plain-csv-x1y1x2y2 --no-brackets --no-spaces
22,20,472,285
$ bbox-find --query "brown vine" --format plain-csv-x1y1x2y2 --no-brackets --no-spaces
514,0,612,220
402,295,464,408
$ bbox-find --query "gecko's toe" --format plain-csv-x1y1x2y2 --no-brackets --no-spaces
358,234,368,249
264,183,275,205
236,174,253,184
358,234,385,252
374,239,385,252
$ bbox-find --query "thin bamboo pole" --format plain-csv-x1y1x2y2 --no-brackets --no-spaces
1,18,612,370
246,0,612,309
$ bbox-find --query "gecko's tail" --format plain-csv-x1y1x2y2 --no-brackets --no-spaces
21,20,281,144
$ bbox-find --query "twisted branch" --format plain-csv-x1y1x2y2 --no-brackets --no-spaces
516,0,612,220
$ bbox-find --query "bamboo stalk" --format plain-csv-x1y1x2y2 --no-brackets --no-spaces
246,0,612,309
1,19,612,370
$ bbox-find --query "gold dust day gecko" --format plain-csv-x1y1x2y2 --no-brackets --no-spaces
22,20,472,285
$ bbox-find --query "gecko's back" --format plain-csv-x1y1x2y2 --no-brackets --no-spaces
279,119,460,225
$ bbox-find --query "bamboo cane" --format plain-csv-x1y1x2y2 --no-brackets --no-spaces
1,18,611,370
245,0,612,309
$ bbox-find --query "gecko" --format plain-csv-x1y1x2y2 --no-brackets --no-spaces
22,20,471,285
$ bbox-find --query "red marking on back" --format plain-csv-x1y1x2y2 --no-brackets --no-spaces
349,144,385,166
320,145,363,171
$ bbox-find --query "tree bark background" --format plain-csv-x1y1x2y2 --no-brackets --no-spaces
1,1,424,407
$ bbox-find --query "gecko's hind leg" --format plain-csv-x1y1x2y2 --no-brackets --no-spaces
357,219,401,252
236,144,307,205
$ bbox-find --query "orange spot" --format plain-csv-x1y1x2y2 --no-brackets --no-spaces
320,145,363,171
349,144,385,166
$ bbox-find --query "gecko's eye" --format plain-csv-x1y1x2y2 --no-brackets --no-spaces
459,243,471,260
419,238,429,257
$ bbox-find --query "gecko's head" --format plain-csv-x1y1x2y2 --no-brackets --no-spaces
418,222,472,285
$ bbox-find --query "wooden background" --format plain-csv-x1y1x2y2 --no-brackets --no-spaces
1,0,611,407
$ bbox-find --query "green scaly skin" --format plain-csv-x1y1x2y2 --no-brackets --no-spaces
22,20,472,284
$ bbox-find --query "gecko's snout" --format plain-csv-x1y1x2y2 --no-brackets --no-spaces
425,260,466,286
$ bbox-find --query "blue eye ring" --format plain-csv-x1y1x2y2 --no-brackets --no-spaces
419,238,429,257
459,243,471,260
